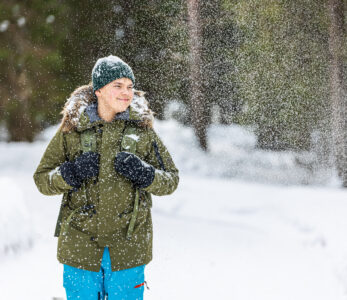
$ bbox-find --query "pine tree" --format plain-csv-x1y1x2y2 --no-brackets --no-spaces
328,0,347,186
224,0,330,151
0,1,70,141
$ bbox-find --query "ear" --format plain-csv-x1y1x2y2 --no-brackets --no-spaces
95,89,101,97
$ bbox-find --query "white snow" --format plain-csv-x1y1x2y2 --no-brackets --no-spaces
131,94,151,117
115,28,125,40
156,169,172,178
65,95,88,114
49,167,61,184
0,177,34,256
158,119,338,186
0,120,347,300
0,20,10,32
46,15,55,24
17,17,26,27
92,55,129,78
64,94,89,125
125,134,140,142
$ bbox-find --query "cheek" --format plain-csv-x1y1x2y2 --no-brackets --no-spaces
110,89,121,98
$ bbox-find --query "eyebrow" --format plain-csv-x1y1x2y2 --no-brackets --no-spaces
114,82,133,86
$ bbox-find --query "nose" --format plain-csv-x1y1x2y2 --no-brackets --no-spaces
121,87,133,96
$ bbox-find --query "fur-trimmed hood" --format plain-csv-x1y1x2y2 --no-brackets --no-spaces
59,84,154,133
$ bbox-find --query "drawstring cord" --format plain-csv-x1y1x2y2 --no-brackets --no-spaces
126,187,140,240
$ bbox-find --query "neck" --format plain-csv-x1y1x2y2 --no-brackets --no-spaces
97,100,116,122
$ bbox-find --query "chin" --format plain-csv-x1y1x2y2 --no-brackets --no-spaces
113,105,130,113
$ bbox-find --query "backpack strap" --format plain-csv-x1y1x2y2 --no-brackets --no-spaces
121,125,141,240
152,141,166,171
78,127,98,205
121,126,138,153
126,188,140,240
56,127,98,237
81,128,98,152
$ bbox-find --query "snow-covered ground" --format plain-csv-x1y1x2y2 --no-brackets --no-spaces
1,119,347,300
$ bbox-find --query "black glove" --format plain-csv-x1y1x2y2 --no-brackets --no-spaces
114,152,155,188
60,151,100,189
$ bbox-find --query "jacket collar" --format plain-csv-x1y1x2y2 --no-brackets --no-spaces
76,101,142,132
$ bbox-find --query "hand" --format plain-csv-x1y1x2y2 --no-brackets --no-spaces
60,151,100,188
114,152,155,188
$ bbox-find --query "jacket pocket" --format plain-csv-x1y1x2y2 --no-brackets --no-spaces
116,204,149,235
62,183,98,236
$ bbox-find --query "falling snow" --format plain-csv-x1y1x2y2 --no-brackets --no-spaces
0,1,346,299
46,15,55,24
0,20,9,32
17,17,26,27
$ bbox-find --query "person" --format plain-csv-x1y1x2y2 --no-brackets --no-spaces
33,55,179,300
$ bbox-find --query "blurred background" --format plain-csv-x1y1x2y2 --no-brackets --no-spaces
0,1,347,299
0,0,346,185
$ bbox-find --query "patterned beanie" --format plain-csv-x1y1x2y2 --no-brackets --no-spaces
92,55,135,92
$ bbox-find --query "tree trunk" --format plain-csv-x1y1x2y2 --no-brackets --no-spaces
6,25,33,142
328,0,347,186
187,0,208,151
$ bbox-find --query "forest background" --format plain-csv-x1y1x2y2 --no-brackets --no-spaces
0,0,346,186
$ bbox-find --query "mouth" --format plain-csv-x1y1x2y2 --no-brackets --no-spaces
117,98,129,102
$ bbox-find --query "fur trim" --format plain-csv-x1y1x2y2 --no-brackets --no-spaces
59,84,154,133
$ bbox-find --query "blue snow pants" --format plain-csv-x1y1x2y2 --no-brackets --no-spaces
63,247,145,300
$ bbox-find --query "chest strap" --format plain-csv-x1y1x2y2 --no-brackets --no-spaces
121,125,140,240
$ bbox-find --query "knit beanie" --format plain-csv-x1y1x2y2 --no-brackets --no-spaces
92,55,135,92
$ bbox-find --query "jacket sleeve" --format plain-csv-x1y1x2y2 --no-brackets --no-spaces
142,128,179,196
33,128,73,195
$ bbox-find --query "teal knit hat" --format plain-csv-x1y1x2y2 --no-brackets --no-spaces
92,55,135,92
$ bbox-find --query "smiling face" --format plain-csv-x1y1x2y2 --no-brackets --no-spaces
95,78,134,117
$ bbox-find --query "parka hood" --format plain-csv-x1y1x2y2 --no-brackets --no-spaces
59,84,154,133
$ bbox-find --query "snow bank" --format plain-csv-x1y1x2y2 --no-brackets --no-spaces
0,177,34,256
155,119,338,186
0,125,59,257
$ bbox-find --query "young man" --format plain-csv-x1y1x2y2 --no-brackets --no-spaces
33,55,179,299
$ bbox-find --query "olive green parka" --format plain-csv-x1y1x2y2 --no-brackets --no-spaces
33,84,179,272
